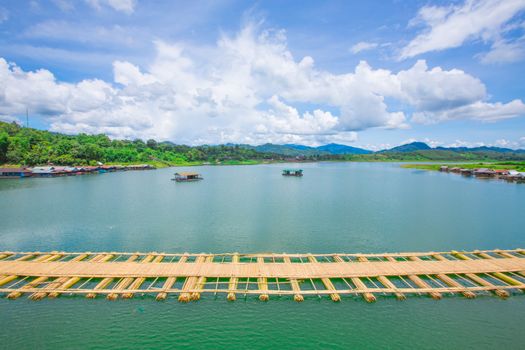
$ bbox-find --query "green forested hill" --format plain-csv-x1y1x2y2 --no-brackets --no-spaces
2,121,525,166
0,121,274,166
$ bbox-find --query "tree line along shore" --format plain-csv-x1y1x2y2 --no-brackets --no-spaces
2,120,525,168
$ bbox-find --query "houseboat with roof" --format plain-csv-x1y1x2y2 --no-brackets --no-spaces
0,167,32,179
172,172,203,182
282,169,303,177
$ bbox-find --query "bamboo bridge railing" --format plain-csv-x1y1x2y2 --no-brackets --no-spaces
1,249,525,302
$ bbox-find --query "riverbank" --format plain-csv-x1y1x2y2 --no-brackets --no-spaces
402,162,525,172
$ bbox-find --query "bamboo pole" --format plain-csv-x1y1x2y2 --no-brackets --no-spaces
257,257,269,301
495,251,518,259
465,273,509,298
432,254,447,261
122,254,158,299
352,256,376,302
491,272,525,289
333,255,345,263
85,254,123,299
351,277,376,302
191,256,213,301
407,275,442,300
283,256,303,302
108,254,151,300
5,253,62,298
0,254,36,287
156,277,176,301
7,276,48,299
48,277,82,298
30,253,88,300
157,255,187,301
407,256,441,299
227,254,239,301
410,255,474,298
179,255,206,302
308,255,340,302
451,251,509,298
474,251,494,260
377,276,405,300
436,274,476,299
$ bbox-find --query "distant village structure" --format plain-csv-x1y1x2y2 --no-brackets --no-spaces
439,166,524,183
0,165,155,179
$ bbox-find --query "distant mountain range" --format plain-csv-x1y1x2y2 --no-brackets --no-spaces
236,143,372,156
381,142,525,154
232,141,525,156
379,141,431,153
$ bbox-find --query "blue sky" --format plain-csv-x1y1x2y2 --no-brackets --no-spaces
0,0,524,149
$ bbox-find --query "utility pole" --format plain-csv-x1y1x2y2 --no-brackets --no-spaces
26,108,29,128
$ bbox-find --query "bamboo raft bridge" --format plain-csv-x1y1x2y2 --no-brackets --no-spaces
1,249,525,302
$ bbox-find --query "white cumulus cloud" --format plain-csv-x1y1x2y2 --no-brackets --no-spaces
400,0,525,61
0,24,524,145
85,0,136,14
350,41,378,54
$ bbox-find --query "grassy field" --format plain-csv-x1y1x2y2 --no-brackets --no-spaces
402,161,525,172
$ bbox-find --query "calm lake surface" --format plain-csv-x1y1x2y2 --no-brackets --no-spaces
1,162,524,349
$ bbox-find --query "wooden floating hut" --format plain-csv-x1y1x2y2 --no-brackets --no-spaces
125,164,155,171
0,168,32,178
437,164,524,184
503,170,525,183
172,172,203,182
460,168,473,176
0,164,157,180
282,169,303,177
1,249,525,303
474,168,497,178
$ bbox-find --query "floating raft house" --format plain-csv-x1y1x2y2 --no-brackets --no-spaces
173,172,203,182
1,249,525,302
282,169,303,177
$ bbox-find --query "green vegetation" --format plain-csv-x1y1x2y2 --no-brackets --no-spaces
402,162,525,172
0,121,276,167
2,120,525,167
345,150,525,162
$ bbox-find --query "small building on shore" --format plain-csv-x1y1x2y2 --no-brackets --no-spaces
439,166,449,172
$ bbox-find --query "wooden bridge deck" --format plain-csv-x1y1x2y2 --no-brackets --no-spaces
1,249,524,302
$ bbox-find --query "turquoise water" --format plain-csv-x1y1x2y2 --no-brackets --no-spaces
1,162,524,349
